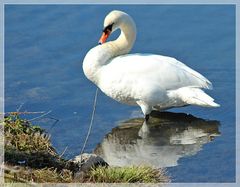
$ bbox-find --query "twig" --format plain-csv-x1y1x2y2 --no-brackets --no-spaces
28,110,52,122
2,111,46,115
48,117,60,131
79,88,99,169
59,146,68,158
16,103,25,112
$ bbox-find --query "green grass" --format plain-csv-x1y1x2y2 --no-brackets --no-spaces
4,114,51,153
88,166,170,183
3,113,78,183
4,114,76,170
3,113,170,183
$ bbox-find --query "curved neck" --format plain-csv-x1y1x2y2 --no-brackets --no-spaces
83,17,136,85
105,18,136,59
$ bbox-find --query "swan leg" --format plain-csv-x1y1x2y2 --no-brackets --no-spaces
136,100,152,122
138,120,150,138
145,114,150,122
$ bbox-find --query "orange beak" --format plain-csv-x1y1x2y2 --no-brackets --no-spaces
98,30,111,45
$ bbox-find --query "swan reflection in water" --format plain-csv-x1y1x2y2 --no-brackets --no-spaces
94,111,220,168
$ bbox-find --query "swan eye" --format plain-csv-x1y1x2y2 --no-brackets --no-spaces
103,23,114,33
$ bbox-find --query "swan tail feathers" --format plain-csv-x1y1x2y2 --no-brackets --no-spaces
175,87,220,107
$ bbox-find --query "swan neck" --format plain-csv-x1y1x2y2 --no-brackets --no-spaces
109,19,136,57
83,14,136,85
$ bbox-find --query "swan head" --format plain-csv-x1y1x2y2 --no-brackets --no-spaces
99,10,136,45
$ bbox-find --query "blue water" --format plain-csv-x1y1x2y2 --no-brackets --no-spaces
5,5,235,182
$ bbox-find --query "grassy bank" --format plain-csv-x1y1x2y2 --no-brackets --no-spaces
3,113,169,183
4,113,78,183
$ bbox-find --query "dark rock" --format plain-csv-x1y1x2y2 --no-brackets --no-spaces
72,153,108,173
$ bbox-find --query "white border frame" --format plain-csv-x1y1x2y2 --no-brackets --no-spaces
0,0,239,186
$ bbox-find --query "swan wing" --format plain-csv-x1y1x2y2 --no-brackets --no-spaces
100,54,212,91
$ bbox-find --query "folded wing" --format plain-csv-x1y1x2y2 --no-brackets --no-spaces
104,53,212,91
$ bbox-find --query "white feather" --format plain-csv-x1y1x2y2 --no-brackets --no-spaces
83,10,219,116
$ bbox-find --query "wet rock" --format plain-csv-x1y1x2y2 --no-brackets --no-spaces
72,153,108,173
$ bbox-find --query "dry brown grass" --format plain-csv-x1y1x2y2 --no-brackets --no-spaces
3,113,170,183
3,114,78,183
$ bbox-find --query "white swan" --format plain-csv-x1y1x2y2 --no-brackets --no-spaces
83,10,219,120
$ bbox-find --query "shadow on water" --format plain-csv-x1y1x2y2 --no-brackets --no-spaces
94,111,220,168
